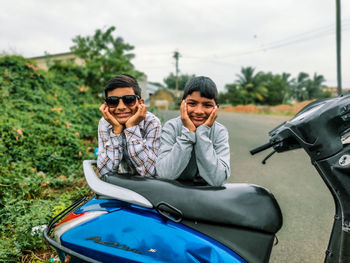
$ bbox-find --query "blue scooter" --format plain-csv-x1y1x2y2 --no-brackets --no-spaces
44,92,350,263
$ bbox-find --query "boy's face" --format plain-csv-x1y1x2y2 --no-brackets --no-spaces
185,91,217,127
106,87,143,124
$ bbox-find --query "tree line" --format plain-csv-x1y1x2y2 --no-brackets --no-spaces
163,67,331,106
218,67,331,105
55,26,331,106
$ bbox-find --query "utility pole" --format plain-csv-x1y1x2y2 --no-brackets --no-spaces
336,0,342,95
173,51,181,90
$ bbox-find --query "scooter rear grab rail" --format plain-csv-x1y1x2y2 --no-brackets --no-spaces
83,160,153,208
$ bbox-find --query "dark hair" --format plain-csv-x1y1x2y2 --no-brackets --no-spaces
182,76,218,104
104,74,141,97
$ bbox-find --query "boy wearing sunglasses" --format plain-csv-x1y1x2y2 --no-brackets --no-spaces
156,76,230,186
97,74,161,177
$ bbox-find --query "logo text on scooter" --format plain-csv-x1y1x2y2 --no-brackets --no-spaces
85,236,142,254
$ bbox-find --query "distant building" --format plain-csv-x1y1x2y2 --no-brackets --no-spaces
150,88,183,110
141,82,161,106
29,52,85,70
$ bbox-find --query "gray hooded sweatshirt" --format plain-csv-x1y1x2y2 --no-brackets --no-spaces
156,117,230,186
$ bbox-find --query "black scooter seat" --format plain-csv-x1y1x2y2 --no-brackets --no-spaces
104,174,282,234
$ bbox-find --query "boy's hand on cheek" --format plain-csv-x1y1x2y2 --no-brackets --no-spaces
125,103,147,128
99,103,124,134
180,100,196,132
203,106,218,128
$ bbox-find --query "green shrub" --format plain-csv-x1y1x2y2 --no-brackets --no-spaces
0,56,99,261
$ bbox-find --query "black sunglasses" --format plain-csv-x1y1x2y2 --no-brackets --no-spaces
105,95,140,108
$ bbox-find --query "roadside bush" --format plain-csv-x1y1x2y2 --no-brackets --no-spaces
0,56,100,261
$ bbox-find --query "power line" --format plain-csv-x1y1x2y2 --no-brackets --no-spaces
137,19,350,72
258,19,350,47
182,19,350,60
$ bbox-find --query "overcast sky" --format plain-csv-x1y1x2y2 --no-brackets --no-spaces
1,0,350,91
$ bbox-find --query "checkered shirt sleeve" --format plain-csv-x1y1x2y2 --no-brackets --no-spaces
124,115,161,177
97,118,124,175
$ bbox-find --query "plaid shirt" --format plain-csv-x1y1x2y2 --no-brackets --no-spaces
97,111,161,177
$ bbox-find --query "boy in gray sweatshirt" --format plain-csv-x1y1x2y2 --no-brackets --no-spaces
156,76,230,186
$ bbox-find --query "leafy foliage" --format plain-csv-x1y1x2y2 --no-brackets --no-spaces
70,26,144,95
292,72,329,101
219,66,331,106
0,56,99,261
163,73,196,90
0,26,147,261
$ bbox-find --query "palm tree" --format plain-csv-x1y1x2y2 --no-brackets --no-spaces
305,73,327,99
235,67,268,104
236,67,256,86
293,72,309,101
280,72,295,103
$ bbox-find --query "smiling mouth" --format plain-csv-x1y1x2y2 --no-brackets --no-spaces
191,116,206,121
115,113,131,118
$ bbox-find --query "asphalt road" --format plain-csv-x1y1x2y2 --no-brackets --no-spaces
157,110,334,263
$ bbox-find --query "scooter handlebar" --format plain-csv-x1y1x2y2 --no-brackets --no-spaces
250,141,273,155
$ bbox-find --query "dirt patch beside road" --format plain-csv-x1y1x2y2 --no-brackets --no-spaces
220,100,313,116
